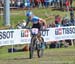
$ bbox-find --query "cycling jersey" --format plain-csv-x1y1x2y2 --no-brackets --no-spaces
27,16,41,30
31,16,39,24
27,16,39,24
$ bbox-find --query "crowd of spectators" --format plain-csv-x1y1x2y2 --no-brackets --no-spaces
0,0,73,9
47,8,75,28
47,8,75,48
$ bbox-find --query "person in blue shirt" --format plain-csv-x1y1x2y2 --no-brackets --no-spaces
24,0,31,9
70,8,75,26
61,16,71,26
25,11,46,59
44,0,50,8
25,11,47,30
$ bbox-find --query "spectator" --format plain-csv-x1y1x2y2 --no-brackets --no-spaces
30,0,35,7
54,15,62,48
34,0,41,7
70,8,75,26
50,0,54,6
44,0,50,8
56,0,60,8
17,1,21,7
61,14,73,46
69,0,73,7
55,15,61,27
0,1,3,7
61,15,70,26
24,0,31,9
40,0,44,8
53,0,57,8
53,0,60,8
59,0,63,9
65,0,70,11
11,0,15,7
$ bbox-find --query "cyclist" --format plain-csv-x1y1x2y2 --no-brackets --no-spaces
25,11,46,58
25,11,47,30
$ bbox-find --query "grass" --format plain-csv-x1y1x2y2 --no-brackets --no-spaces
0,46,75,64
0,8,72,28
0,1,75,28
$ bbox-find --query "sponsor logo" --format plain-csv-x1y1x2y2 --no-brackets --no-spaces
55,28,62,35
0,31,14,40
55,27,75,35
63,27,75,34
41,29,49,36
21,29,30,37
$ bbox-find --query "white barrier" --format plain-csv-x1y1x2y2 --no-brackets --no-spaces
0,26,75,46
0,29,31,46
47,26,75,41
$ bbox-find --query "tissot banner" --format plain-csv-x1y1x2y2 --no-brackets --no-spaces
0,26,75,46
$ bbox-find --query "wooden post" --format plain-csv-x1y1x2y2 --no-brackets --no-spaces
71,39,74,46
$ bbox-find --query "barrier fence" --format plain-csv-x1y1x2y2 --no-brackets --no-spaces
0,26,75,46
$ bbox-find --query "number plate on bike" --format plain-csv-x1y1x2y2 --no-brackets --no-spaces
31,28,39,35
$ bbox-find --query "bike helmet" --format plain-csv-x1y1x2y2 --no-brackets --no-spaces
26,11,33,17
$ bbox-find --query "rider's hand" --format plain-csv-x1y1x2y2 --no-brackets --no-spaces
43,25,47,29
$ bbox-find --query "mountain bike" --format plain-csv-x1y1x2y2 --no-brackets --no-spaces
29,28,45,59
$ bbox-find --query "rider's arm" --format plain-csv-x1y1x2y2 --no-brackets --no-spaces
25,18,30,27
39,18,47,27
25,21,29,27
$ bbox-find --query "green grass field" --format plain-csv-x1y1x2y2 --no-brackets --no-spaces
0,8,74,28
0,46,75,64
0,1,75,27
0,1,75,28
